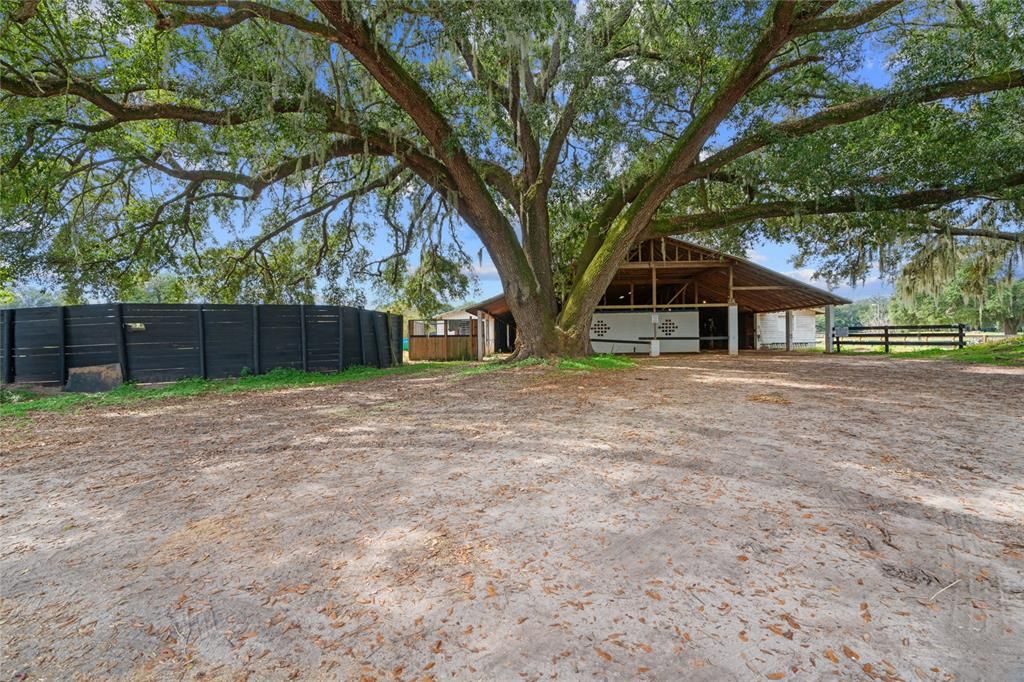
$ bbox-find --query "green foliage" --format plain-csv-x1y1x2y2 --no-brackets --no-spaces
816,297,890,332
892,238,1023,332
890,276,1023,332
120,272,191,303
390,247,471,318
2,286,63,308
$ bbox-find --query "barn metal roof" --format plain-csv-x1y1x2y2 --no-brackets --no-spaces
657,237,852,313
461,237,849,318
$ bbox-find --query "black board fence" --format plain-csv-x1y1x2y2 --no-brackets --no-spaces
1,303,402,387
833,324,966,353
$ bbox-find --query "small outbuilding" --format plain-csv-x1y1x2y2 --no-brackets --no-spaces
437,237,849,358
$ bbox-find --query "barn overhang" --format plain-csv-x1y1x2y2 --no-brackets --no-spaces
462,237,848,318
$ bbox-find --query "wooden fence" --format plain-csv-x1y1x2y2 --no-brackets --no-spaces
0,303,402,386
833,324,965,353
407,319,478,361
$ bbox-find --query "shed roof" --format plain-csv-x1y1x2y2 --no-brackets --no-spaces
460,237,849,318
657,238,851,312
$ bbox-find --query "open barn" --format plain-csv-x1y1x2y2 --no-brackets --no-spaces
457,237,849,356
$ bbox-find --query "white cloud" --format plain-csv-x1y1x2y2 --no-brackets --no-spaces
786,268,824,285
467,262,501,281
746,250,770,264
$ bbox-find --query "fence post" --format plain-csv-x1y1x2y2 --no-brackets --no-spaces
883,326,890,354
358,309,370,366
251,305,261,375
958,323,965,349
384,313,394,367
395,314,403,365
196,304,206,379
58,306,67,387
2,308,14,384
299,304,308,372
835,330,841,353
338,306,344,372
115,303,129,382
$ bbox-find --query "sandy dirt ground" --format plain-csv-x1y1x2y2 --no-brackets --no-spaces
1,353,1022,681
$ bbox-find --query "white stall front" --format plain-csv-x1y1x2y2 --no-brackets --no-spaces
589,311,699,354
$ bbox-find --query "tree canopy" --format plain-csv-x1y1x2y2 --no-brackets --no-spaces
2,0,1022,354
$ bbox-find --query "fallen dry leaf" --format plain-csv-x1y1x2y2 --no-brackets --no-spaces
748,393,792,405
595,648,614,662
842,645,860,661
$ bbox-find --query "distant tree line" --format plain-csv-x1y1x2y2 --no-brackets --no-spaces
818,277,1023,335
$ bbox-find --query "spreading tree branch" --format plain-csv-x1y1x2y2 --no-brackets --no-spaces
649,173,1024,234
0,72,310,125
687,68,1024,184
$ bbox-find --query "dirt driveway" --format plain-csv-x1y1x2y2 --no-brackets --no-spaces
2,353,1022,680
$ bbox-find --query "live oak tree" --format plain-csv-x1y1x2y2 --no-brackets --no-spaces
2,0,1022,356
893,223,1023,334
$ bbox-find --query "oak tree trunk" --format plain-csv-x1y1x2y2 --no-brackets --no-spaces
503,285,594,359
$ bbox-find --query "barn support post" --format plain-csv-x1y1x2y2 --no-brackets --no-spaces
824,305,835,353
651,265,658,312
727,304,738,356
2,308,15,385
785,310,793,352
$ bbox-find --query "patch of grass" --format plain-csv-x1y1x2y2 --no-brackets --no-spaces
458,353,636,376
0,386,43,405
556,354,636,371
0,363,451,419
839,336,1023,366
458,357,546,376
